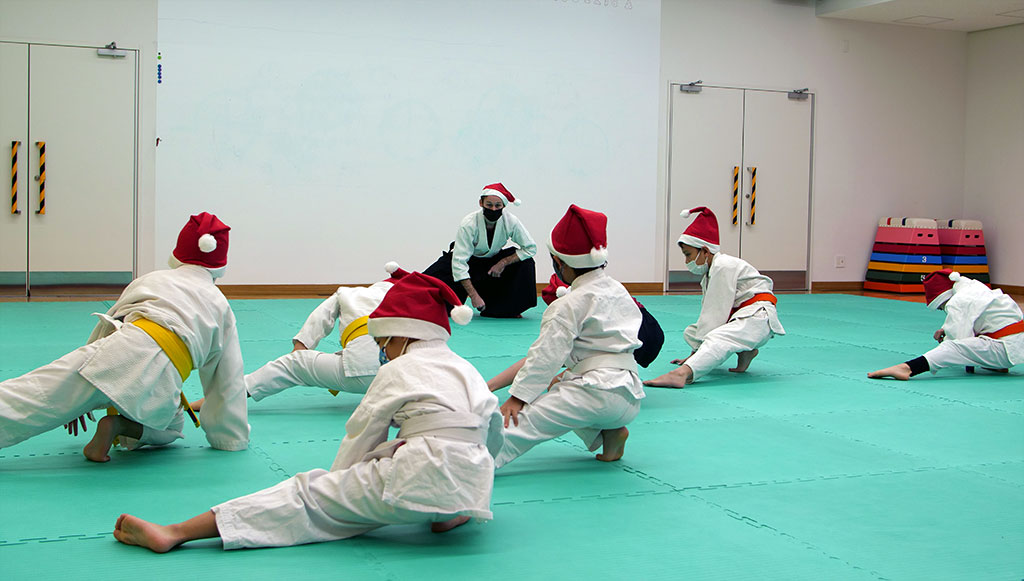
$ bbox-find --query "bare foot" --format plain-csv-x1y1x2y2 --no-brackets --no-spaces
113,514,183,553
190,397,205,412
729,349,759,373
643,365,693,388
595,427,628,462
83,416,118,462
867,363,912,380
431,515,470,533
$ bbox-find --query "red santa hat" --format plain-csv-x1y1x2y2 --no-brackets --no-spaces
367,272,473,341
383,261,410,282
677,206,720,254
172,212,230,269
923,268,960,309
547,204,609,269
540,273,571,305
482,182,521,206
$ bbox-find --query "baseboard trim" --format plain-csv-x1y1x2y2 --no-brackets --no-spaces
221,282,668,300
811,281,864,293
992,283,1024,296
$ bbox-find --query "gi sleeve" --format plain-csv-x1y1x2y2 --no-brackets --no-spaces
509,216,537,261
451,217,477,282
485,407,505,458
509,305,576,404
293,293,341,349
330,369,407,470
195,312,250,451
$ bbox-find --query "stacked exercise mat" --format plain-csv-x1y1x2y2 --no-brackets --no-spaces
937,219,990,284
865,217,941,294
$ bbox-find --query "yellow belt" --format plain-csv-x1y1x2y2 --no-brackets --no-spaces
106,318,200,429
341,316,370,348
328,316,371,397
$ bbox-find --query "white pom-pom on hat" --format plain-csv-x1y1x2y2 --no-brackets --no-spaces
450,304,473,326
512,198,522,206
384,261,399,274
556,286,570,298
590,246,608,263
949,272,962,282
680,209,693,218
198,233,217,253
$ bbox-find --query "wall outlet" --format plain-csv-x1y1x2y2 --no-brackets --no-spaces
834,255,847,268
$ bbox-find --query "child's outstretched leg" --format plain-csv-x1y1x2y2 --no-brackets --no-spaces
83,415,143,462
431,516,471,533
643,364,693,388
729,349,759,373
114,511,220,553
595,427,628,462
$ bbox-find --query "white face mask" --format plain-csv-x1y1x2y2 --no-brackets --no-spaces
685,259,709,276
685,249,709,275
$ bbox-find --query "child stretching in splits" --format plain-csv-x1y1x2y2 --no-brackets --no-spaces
868,269,1022,379
644,206,784,387
191,263,410,411
114,272,504,552
0,213,248,462
494,204,644,467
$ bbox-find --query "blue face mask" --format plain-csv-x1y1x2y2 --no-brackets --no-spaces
378,337,391,365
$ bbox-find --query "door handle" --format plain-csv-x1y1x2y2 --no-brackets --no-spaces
746,166,757,225
35,141,45,214
731,166,739,226
10,141,20,214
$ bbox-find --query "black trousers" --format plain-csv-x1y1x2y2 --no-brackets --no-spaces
424,246,537,318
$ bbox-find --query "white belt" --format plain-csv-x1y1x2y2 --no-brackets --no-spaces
570,352,638,375
396,411,486,446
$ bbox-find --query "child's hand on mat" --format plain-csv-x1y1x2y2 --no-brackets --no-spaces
933,329,945,343
64,412,96,437
670,352,695,366
501,396,526,428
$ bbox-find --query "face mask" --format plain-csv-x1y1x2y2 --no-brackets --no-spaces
378,337,392,365
685,250,709,276
482,208,503,221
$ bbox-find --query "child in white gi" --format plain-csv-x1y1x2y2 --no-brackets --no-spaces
191,263,409,411
869,269,1023,379
0,212,249,462
113,272,504,552
487,273,664,390
423,183,538,318
644,206,785,388
496,204,644,467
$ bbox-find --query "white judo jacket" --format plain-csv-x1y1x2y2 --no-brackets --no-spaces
329,340,503,520
685,253,786,351
942,277,1024,366
81,264,249,451
292,280,395,378
509,269,645,405
451,210,537,282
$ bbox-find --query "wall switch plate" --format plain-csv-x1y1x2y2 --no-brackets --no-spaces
835,255,847,268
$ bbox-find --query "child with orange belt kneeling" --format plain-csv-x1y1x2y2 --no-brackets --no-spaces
645,206,785,388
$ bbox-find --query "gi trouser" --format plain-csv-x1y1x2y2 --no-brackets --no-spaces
246,350,373,401
495,380,641,469
685,309,773,380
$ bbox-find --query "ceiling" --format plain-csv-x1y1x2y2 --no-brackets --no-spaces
817,0,1024,32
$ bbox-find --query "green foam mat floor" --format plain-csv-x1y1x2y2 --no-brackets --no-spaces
1,294,1021,579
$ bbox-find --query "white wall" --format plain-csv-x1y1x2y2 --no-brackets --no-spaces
156,0,661,285
658,0,968,285
964,24,1024,287
0,0,159,275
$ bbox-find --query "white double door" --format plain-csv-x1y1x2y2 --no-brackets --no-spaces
666,85,813,291
0,42,137,296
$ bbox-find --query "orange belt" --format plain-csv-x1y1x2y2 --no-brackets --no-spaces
731,292,777,316
983,320,1024,339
